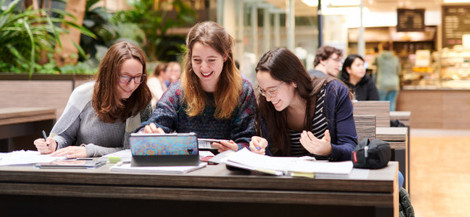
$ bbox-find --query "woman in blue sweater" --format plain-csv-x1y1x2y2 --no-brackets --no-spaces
139,21,257,153
250,48,357,161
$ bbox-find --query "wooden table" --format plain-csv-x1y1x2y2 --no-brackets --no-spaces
0,107,56,152
376,127,409,192
0,162,399,217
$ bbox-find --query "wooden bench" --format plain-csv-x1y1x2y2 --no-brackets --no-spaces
390,111,411,127
0,107,56,152
353,115,376,142
353,101,390,127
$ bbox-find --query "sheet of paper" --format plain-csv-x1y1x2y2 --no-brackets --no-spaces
0,150,66,166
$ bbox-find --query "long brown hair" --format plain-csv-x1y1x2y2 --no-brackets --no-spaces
256,48,333,156
92,41,151,123
182,21,242,119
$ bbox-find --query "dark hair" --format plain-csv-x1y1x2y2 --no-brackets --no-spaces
92,41,151,123
153,62,168,77
382,42,392,51
340,54,364,83
256,47,333,156
182,21,242,119
313,46,343,67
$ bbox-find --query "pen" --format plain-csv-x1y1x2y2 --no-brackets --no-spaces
42,130,49,147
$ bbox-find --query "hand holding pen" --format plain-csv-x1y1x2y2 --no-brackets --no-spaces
249,136,268,155
33,130,57,154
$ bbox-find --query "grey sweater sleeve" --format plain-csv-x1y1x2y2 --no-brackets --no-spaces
83,144,123,157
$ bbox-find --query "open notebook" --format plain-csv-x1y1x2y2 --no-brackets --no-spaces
223,148,353,177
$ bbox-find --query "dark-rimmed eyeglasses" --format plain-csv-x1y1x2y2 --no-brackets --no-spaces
119,74,146,84
257,82,285,98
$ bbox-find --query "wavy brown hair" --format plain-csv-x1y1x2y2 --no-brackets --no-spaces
182,21,242,119
92,41,151,123
256,48,334,156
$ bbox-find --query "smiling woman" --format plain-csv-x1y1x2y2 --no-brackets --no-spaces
137,21,257,154
250,47,357,161
33,41,152,158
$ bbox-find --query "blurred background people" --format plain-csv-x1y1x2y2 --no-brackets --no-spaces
340,54,379,101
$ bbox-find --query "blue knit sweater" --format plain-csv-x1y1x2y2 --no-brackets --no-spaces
261,79,358,161
138,80,257,149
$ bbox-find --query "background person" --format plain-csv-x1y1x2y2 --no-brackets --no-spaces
34,41,152,158
167,61,182,85
250,47,357,161
147,62,170,109
340,54,379,101
373,42,401,111
138,21,257,153
308,45,343,78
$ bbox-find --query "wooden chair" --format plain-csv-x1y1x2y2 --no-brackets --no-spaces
353,115,376,142
353,101,390,127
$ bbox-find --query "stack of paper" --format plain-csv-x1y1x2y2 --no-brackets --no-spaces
0,150,65,166
110,161,207,174
224,148,353,177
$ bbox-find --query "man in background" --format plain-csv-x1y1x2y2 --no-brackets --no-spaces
308,45,343,78
373,42,401,111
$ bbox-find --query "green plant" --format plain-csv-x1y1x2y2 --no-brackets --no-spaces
0,0,94,77
113,0,197,62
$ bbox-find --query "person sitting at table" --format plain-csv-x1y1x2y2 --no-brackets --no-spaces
249,47,357,161
340,54,379,101
137,21,257,153
34,41,152,158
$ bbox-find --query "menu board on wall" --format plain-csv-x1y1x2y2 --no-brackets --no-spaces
397,9,425,32
442,5,470,48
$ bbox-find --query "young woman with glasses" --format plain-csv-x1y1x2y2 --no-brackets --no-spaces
34,41,152,158
138,21,257,153
249,47,357,161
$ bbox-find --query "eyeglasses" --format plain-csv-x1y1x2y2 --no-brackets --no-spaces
329,57,342,63
257,82,285,98
119,74,146,84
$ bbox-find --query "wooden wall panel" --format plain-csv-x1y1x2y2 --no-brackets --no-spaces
397,90,470,129
0,81,72,119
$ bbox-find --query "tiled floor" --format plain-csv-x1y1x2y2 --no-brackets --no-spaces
409,128,470,217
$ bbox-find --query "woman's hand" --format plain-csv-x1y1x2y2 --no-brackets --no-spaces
249,136,268,155
50,146,87,158
299,130,332,156
143,123,165,133
33,137,57,154
212,140,238,152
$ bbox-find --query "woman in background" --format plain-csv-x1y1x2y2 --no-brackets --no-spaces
167,61,182,84
34,41,152,158
147,62,170,109
340,54,379,101
138,21,256,153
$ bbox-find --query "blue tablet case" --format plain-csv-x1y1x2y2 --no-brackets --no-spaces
129,133,199,167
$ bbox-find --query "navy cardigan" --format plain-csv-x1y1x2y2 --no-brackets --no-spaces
261,79,358,161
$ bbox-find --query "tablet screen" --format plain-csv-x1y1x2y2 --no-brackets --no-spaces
130,133,198,156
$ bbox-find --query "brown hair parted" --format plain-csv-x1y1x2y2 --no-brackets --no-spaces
92,41,151,123
313,45,343,67
182,21,242,119
256,47,333,156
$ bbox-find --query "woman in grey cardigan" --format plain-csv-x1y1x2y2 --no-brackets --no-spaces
33,41,152,158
